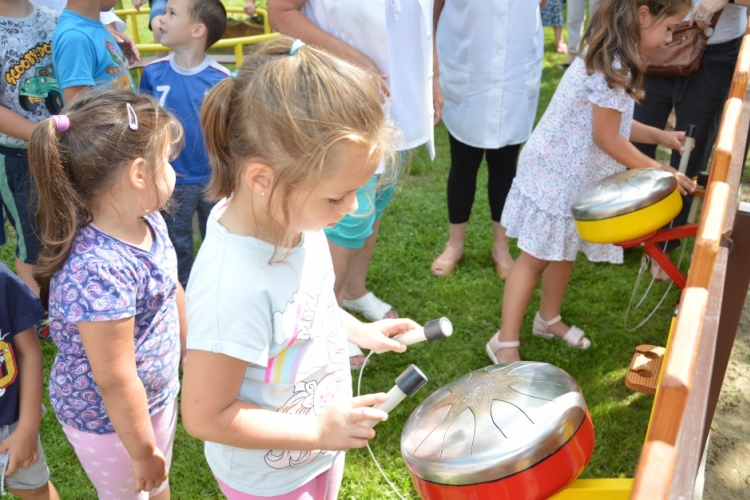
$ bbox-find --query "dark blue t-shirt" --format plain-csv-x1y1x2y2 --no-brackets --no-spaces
0,263,45,426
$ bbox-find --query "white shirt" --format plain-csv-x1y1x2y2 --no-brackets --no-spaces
186,202,352,496
32,1,126,32
301,0,435,158
437,0,544,149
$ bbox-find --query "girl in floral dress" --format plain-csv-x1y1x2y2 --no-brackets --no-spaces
486,0,696,364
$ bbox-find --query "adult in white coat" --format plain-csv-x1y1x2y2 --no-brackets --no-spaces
269,0,442,368
431,0,543,278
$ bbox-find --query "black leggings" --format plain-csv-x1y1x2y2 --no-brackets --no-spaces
447,133,520,224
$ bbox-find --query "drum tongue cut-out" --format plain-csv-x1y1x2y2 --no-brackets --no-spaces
401,362,595,500
571,168,682,244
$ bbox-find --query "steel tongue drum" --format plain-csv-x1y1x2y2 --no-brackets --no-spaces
570,168,682,244
400,362,595,500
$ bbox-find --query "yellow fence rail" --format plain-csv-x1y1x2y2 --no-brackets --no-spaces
115,6,279,69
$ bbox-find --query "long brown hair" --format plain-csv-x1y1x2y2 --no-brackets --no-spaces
201,36,397,257
581,0,692,99
29,89,183,305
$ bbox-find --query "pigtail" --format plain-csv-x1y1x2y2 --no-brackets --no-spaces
202,77,239,200
29,117,88,307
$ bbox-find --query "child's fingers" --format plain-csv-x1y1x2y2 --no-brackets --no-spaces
349,393,387,408
4,455,18,477
351,406,389,426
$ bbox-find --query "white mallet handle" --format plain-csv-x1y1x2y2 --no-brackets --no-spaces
361,365,428,428
374,317,453,354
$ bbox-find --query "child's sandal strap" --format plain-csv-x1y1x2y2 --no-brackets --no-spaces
494,340,520,348
544,314,562,327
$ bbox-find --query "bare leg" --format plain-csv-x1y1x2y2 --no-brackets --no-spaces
327,239,366,366
151,484,170,500
9,481,60,500
327,239,357,306
432,222,467,276
15,258,40,297
491,222,514,270
493,251,550,363
554,27,568,54
538,261,578,338
341,220,379,301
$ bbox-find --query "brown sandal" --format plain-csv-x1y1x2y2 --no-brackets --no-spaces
491,252,512,280
431,254,462,277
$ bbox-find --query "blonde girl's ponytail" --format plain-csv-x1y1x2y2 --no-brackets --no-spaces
202,76,240,200
29,116,87,306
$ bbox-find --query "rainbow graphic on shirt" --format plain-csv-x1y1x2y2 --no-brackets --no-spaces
265,299,313,385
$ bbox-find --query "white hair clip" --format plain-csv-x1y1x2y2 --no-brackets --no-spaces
126,102,139,131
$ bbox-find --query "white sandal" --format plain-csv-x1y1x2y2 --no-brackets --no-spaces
532,312,591,349
342,292,398,321
485,332,520,364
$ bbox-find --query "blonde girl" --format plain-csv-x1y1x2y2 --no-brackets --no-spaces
486,0,696,364
29,90,185,499
181,37,418,499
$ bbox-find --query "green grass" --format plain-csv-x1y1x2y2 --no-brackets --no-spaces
1,19,687,500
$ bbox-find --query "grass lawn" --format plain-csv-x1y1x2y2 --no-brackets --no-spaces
2,6,688,498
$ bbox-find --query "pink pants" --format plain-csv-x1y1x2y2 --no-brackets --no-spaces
61,399,177,500
216,456,345,500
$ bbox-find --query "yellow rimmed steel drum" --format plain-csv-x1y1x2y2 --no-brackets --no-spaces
571,169,682,244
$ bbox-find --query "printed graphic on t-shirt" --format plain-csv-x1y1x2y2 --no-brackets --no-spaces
263,263,348,470
0,331,18,398
104,39,132,91
0,5,59,146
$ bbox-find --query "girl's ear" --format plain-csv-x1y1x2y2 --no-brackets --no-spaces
127,157,149,191
637,5,652,26
243,162,275,197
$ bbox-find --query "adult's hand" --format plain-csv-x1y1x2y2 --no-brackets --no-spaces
269,0,390,96
132,0,147,12
244,0,256,17
689,0,729,30
433,77,444,124
106,24,140,65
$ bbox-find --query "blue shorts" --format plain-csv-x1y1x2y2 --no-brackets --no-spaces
324,174,396,249
0,145,42,265
149,0,167,25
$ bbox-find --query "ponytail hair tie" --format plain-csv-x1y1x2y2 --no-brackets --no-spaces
51,115,70,132
290,39,305,55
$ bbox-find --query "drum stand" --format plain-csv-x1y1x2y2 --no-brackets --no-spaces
618,171,708,331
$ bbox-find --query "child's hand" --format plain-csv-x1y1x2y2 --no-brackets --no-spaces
0,426,39,476
132,0,148,11
659,130,687,154
661,165,697,195
349,318,421,353
130,448,168,493
314,393,388,450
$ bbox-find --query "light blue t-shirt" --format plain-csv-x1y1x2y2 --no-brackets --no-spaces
139,54,229,184
52,9,133,101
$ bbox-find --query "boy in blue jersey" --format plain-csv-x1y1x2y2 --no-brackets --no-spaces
52,0,135,104
140,0,228,287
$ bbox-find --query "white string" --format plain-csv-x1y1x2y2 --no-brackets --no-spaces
623,241,688,331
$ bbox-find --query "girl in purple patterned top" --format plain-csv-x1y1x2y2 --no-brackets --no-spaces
28,89,185,499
